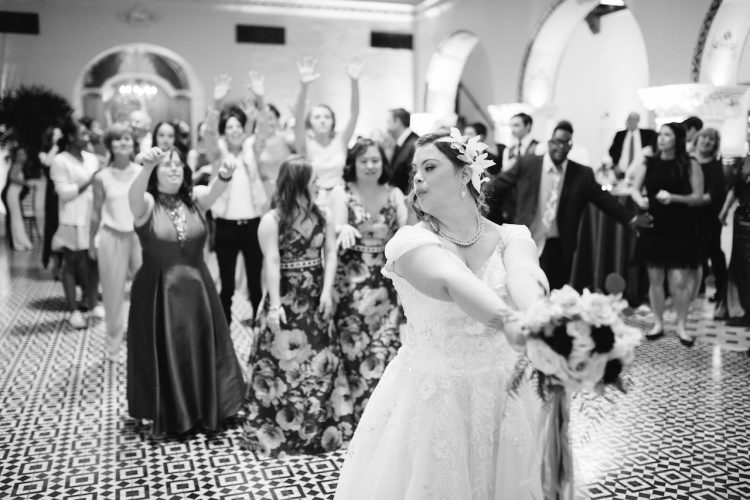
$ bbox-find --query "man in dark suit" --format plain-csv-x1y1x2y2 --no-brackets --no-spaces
386,108,419,194
486,121,652,290
608,112,657,179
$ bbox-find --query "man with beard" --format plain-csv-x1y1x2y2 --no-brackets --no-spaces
485,121,652,290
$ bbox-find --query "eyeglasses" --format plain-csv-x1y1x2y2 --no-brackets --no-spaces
548,139,572,148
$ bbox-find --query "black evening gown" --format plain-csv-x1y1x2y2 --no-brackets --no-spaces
127,200,245,435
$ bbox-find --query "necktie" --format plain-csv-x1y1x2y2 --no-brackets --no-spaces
626,133,635,167
542,168,562,231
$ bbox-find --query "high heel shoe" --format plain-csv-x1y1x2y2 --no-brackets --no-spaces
678,332,695,347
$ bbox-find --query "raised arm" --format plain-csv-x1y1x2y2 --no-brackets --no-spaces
88,175,105,260
247,70,270,160
393,239,510,330
204,75,232,165
193,157,239,211
294,57,321,156
128,147,165,226
339,56,363,146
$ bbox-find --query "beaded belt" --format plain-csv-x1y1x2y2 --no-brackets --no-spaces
349,244,385,253
279,258,322,270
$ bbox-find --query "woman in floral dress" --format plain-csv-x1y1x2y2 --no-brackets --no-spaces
329,138,408,426
242,155,345,457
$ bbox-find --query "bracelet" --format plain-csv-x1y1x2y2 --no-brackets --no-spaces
218,174,233,183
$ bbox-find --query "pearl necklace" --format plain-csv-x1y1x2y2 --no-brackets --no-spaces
429,215,484,247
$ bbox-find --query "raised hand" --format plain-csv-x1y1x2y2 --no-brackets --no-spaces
297,57,321,85
218,156,239,180
345,55,364,80
140,147,166,169
246,70,265,97
213,74,232,104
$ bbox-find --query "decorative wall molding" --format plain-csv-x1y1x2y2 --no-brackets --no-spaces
691,0,723,82
117,3,159,27
638,83,748,122
517,0,567,102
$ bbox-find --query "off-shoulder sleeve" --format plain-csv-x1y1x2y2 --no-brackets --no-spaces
500,224,550,295
383,225,442,276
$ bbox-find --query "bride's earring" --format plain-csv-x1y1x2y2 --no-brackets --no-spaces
460,183,467,198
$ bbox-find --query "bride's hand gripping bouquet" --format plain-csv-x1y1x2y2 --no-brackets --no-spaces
511,285,642,500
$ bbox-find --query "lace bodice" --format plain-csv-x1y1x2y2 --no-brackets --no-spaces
382,224,523,371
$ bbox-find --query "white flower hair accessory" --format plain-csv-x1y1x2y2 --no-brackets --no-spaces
436,127,495,192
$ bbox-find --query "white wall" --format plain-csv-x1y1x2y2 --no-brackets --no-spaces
552,10,650,166
0,0,415,138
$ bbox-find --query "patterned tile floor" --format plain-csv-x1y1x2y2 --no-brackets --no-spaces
0,244,749,499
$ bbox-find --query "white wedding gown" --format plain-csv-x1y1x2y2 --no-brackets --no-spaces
334,224,544,500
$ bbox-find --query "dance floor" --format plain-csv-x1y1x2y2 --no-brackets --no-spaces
0,245,749,499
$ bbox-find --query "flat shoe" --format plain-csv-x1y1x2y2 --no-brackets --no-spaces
678,333,695,347
645,329,664,340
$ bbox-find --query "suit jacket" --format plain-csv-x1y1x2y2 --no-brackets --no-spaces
486,155,634,270
609,128,657,165
388,131,419,194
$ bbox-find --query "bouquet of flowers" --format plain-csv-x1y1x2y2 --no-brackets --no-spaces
510,285,642,500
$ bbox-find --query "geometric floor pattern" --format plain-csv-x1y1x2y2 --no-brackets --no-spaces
1,244,749,499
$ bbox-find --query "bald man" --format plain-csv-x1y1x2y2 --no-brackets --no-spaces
608,112,656,179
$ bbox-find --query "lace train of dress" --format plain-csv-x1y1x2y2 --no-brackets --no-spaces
334,224,543,500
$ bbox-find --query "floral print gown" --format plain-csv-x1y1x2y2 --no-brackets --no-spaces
241,213,347,458
333,185,407,425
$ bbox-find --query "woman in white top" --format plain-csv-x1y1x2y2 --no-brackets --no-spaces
294,56,362,206
89,123,142,361
334,131,548,500
204,73,268,325
50,118,103,329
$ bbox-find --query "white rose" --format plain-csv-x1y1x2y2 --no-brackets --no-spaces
566,320,595,353
560,353,609,391
549,285,582,318
579,289,620,326
524,300,563,332
526,339,564,376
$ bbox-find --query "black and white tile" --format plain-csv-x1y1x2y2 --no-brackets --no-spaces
0,246,749,499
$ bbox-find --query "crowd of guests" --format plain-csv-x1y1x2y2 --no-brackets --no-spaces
1,57,749,453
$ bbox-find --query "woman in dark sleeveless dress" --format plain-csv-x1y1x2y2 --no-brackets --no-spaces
631,122,704,346
719,154,750,326
127,146,245,439
241,155,346,458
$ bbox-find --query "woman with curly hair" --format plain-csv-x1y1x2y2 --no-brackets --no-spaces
242,155,346,458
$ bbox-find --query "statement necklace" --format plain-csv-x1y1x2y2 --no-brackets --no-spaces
429,215,484,247
158,193,188,246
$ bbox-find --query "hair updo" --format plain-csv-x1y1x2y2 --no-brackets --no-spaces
409,132,487,221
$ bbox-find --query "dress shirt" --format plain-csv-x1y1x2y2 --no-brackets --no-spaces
531,154,567,254
617,129,642,173
501,134,538,172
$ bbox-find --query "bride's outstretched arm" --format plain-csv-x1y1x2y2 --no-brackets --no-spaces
393,245,510,330
503,236,549,311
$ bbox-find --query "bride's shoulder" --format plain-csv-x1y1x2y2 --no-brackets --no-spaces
486,221,533,245
384,223,441,262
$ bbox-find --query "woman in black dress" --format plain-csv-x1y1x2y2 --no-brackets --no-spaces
631,122,704,346
719,154,750,326
127,146,245,439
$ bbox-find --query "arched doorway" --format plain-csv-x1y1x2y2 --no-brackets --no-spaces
72,44,203,133
423,31,494,131
520,0,649,164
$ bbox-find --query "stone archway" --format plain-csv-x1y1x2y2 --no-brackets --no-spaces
72,43,203,132
423,30,481,126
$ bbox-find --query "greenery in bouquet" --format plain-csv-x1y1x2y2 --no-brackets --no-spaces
510,285,642,401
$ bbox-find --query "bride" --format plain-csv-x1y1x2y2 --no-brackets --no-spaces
334,131,549,499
